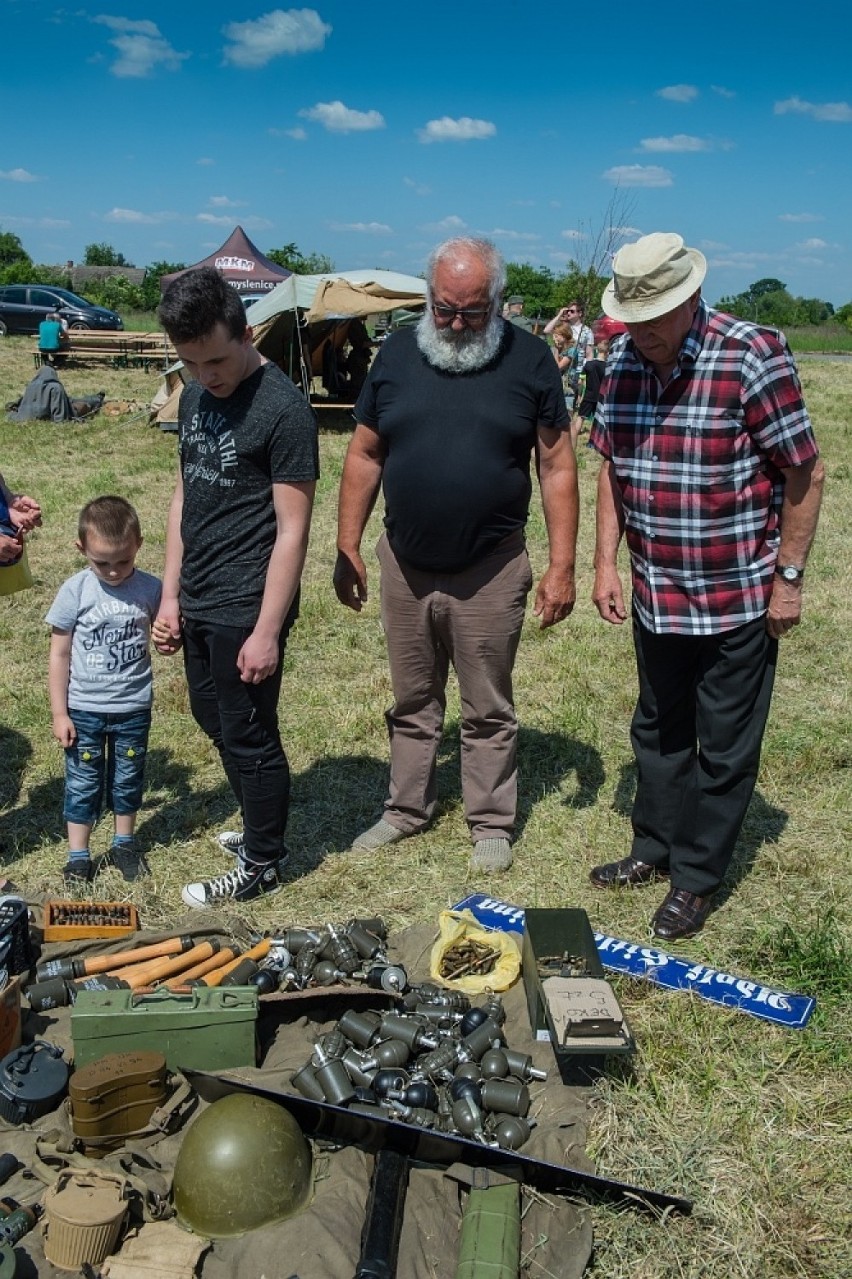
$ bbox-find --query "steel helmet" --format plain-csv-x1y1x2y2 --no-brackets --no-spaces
173,1093,312,1237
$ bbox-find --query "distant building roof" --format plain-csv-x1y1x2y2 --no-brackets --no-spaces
63,264,146,289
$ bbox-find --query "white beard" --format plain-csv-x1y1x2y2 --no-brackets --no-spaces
415,309,505,373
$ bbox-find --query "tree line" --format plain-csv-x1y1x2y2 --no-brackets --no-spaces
1,227,850,331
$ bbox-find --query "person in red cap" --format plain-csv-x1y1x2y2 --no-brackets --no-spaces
588,232,824,941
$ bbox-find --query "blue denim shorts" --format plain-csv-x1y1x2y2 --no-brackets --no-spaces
64,707,151,825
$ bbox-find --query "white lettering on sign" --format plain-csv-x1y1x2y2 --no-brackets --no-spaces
215,256,255,271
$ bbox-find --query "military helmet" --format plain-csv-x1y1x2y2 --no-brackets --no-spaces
173,1093,312,1237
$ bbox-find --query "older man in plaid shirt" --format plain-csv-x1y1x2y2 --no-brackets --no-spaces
589,233,824,941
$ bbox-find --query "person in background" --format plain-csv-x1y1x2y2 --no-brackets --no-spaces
503,294,536,332
0,470,41,565
569,315,628,448
334,237,578,873
155,267,318,909
589,232,824,940
46,497,162,884
37,312,68,366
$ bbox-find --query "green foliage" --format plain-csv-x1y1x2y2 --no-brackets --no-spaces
503,260,609,322
717,279,839,328
141,261,186,310
0,229,31,267
84,241,131,267
833,302,852,332
83,274,146,312
266,243,335,274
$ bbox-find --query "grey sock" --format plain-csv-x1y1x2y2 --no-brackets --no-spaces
471,838,513,872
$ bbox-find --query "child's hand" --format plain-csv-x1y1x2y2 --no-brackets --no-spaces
52,715,76,748
153,615,183,655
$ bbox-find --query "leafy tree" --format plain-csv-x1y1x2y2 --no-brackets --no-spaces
83,242,130,267
84,275,145,312
0,229,31,267
749,278,786,299
504,262,555,320
141,261,186,310
833,302,852,332
266,243,335,274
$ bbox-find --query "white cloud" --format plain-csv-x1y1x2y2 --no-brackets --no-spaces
638,134,732,153
196,157,215,166
798,238,828,250
208,196,244,207
699,239,728,250
560,228,583,240
403,177,431,196
711,85,736,99
656,84,698,103
778,212,823,223
328,221,393,234
483,228,541,242
105,207,175,224
222,9,331,68
197,213,273,230
285,127,307,140
93,16,189,77
0,215,70,228
417,117,496,144
775,96,852,122
603,164,673,187
299,101,385,132
0,168,39,182
433,215,467,231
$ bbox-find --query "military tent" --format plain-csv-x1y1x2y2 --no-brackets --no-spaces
249,269,427,401
160,226,291,296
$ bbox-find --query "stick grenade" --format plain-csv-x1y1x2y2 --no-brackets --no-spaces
36,935,196,982
200,938,271,986
162,947,241,988
109,940,223,989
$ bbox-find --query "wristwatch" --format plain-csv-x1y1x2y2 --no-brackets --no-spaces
775,564,805,584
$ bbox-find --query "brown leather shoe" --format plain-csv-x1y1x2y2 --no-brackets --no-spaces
590,856,669,889
652,888,714,941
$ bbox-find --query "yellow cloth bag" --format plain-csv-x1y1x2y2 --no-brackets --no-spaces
429,909,521,994
0,545,34,596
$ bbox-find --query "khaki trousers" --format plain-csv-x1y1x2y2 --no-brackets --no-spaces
377,531,532,842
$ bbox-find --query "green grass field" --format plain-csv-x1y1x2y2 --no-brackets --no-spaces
1,336,849,1277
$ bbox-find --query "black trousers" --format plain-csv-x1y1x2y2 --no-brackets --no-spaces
182,615,294,866
629,615,778,896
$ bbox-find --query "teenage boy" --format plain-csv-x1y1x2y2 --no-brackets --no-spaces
155,266,318,908
47,496,162,883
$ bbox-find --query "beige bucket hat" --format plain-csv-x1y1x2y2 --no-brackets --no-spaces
602,232,707,323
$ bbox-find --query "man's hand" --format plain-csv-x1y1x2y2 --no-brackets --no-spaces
153,602,183,655
333,549,369,611
766,579,802,639
8,495,42,532
592,565,628,624
0,532,23,564
237,631,279,684
52,714,76,748
533,566,576,629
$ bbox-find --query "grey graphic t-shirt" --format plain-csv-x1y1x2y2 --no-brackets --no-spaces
177,362,319,626
45,568,162,712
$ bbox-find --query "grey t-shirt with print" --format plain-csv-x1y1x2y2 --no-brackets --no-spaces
45,568,162,712
177,362,319,627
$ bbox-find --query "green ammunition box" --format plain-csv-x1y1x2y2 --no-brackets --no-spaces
522,909,633,1073
71,987,258,1072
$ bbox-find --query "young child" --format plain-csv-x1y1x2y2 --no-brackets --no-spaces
46,496,163,883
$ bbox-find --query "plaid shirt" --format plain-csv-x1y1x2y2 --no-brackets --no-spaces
590,301,819,635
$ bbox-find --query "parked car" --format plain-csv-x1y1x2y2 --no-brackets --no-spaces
240,294,268,311
0,285,123,336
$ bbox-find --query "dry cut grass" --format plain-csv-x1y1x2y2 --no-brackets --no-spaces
0,336,849,1277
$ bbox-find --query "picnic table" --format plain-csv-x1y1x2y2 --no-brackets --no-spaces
33,330,177,371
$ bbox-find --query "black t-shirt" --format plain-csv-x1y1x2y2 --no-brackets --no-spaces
177,362,319,625
355,324,568,572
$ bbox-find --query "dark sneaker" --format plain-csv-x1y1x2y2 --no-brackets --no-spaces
216,830,246,858
109,841,150,882
181,858,285,910
62,858,93,885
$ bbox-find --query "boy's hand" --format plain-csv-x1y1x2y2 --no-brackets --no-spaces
153,613,183,655
52,715,76,748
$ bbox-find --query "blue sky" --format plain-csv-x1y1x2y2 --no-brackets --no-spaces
2,1,850,306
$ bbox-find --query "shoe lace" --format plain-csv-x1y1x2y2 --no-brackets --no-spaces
204,862,252,899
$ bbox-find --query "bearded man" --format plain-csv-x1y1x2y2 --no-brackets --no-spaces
333,237,578,871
